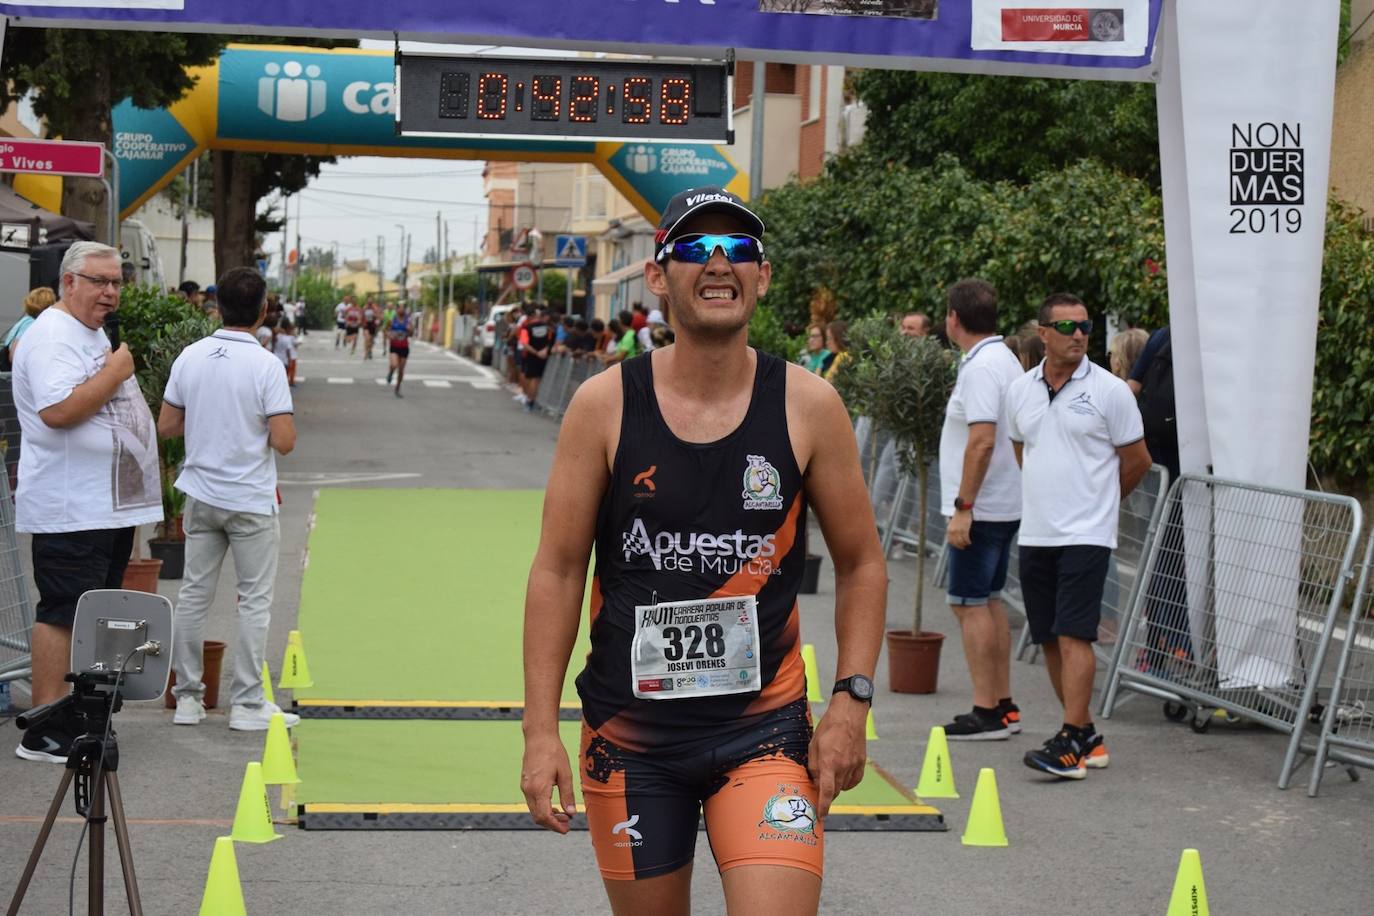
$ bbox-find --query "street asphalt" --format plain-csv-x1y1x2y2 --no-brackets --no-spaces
1,331,1370,915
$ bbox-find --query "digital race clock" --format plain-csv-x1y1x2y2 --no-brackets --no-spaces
395,52,733,144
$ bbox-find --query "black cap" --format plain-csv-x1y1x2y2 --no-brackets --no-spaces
655,186,765,261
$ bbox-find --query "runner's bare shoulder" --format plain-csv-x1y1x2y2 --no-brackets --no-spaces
782,359,850,472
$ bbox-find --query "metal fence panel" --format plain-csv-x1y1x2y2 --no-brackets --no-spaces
1100,474,1362,789
1304,535,1374,795
0,471,34,682
0,373,19,496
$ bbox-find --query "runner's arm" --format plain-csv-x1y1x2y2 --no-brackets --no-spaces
793,370,887,818
521,374,616,833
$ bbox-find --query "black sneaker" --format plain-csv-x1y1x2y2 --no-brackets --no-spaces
944,709,1011,741
15,723,73,764
1082,729,1109,769
1023,728,1087,779
997,699,1023,735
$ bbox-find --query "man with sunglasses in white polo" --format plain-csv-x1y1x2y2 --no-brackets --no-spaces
521,187,886,914
1005,293,1151,780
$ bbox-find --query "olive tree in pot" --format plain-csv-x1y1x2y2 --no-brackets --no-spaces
868,325,955,694
125,289,220,578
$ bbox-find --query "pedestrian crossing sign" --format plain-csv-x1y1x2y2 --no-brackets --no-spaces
554,234,587,267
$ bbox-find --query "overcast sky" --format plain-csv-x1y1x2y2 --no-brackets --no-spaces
259,40,574,281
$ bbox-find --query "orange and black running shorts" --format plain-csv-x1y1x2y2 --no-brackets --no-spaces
579,698,823,881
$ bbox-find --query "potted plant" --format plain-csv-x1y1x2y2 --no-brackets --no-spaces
121,287,219,579
840,319,955,693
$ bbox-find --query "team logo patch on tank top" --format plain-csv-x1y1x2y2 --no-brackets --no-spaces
742,455,783,511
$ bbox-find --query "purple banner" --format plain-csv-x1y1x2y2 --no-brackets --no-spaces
0,1,1161,76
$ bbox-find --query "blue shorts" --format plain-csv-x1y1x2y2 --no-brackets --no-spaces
946,519,1019,606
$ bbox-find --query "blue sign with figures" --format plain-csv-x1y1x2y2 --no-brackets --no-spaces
217,47,597,155
0,1,1163,77
554,235,587,267
607,144,741,217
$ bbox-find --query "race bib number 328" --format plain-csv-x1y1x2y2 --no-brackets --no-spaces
631,596,762,700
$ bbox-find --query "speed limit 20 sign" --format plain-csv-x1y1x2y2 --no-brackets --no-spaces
511,262,537,291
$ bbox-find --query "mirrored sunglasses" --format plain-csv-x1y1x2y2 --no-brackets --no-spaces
1040,319,1093,336
661,233,764,265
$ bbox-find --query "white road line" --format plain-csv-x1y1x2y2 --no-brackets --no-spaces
423,380,452,389
326,377,354,385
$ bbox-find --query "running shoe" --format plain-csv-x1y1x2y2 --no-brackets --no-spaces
15,722,74,763
997,699,1023,735
943,709,1010,741
1023,728,1087,779
1082,729,1109,769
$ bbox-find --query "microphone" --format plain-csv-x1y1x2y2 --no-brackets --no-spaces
104,312,121,350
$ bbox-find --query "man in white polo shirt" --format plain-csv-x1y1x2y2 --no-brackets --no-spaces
1005,292,1151,779
158,267,300,731
937,279,1024,741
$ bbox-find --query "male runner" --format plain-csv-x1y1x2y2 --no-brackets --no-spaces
521,187,886,915
343,298,362,355
333,295,350,349
362,298,379,360
386,304,410,398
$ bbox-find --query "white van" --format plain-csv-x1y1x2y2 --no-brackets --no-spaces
119,219,167,292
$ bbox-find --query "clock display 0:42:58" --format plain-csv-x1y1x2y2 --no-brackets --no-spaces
441,71,693,126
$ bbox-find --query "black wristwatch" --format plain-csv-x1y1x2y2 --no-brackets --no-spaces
954,496,974,512
832,674,874,704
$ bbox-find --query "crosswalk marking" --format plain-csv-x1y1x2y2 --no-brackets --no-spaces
423,380,452,389
327,377,353,385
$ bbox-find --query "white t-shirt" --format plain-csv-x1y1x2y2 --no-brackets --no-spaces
12,308,162,533
273,333,297,366
938,336,1022,522
164,329,294,516
1005,357,1145,548
334,302,347,323
637,325,656,353
255,326,273,348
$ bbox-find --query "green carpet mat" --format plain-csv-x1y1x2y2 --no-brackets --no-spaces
295,489,589,704
294,720,944,831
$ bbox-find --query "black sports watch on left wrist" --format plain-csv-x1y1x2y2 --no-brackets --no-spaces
832,674,875,704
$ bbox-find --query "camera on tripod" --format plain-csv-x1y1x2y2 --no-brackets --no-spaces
9,589,174,915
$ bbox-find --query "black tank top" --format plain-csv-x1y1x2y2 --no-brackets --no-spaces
576,350,809,752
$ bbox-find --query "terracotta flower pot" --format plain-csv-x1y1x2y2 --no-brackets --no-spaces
121,557,163,594
163,640,227,709
885,629,945,694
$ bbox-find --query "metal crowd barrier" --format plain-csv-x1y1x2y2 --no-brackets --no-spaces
0,372,19,495
0,471,34,686
496,351,605,422
1009,464,1171,668
1100,474,1363,789
1301,534,1374,795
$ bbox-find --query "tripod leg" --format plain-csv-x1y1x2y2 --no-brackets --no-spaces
89,771,105,916
105,773,143,916
6,769,76,916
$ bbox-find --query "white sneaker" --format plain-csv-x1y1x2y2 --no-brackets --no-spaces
173,695,207,725
229,701,301,731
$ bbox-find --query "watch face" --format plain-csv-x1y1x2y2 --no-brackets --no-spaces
851,675,875,700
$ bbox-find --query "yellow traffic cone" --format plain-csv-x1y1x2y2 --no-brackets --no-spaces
230,762,282,844
261,713,300,786
915,726,959,799
199,836,247,916
288,629,303,648
961,768,1007,847
865,709,879,740
279,637,314,689
261,661,276,706
1166,849,1210,916
801,644,823,703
